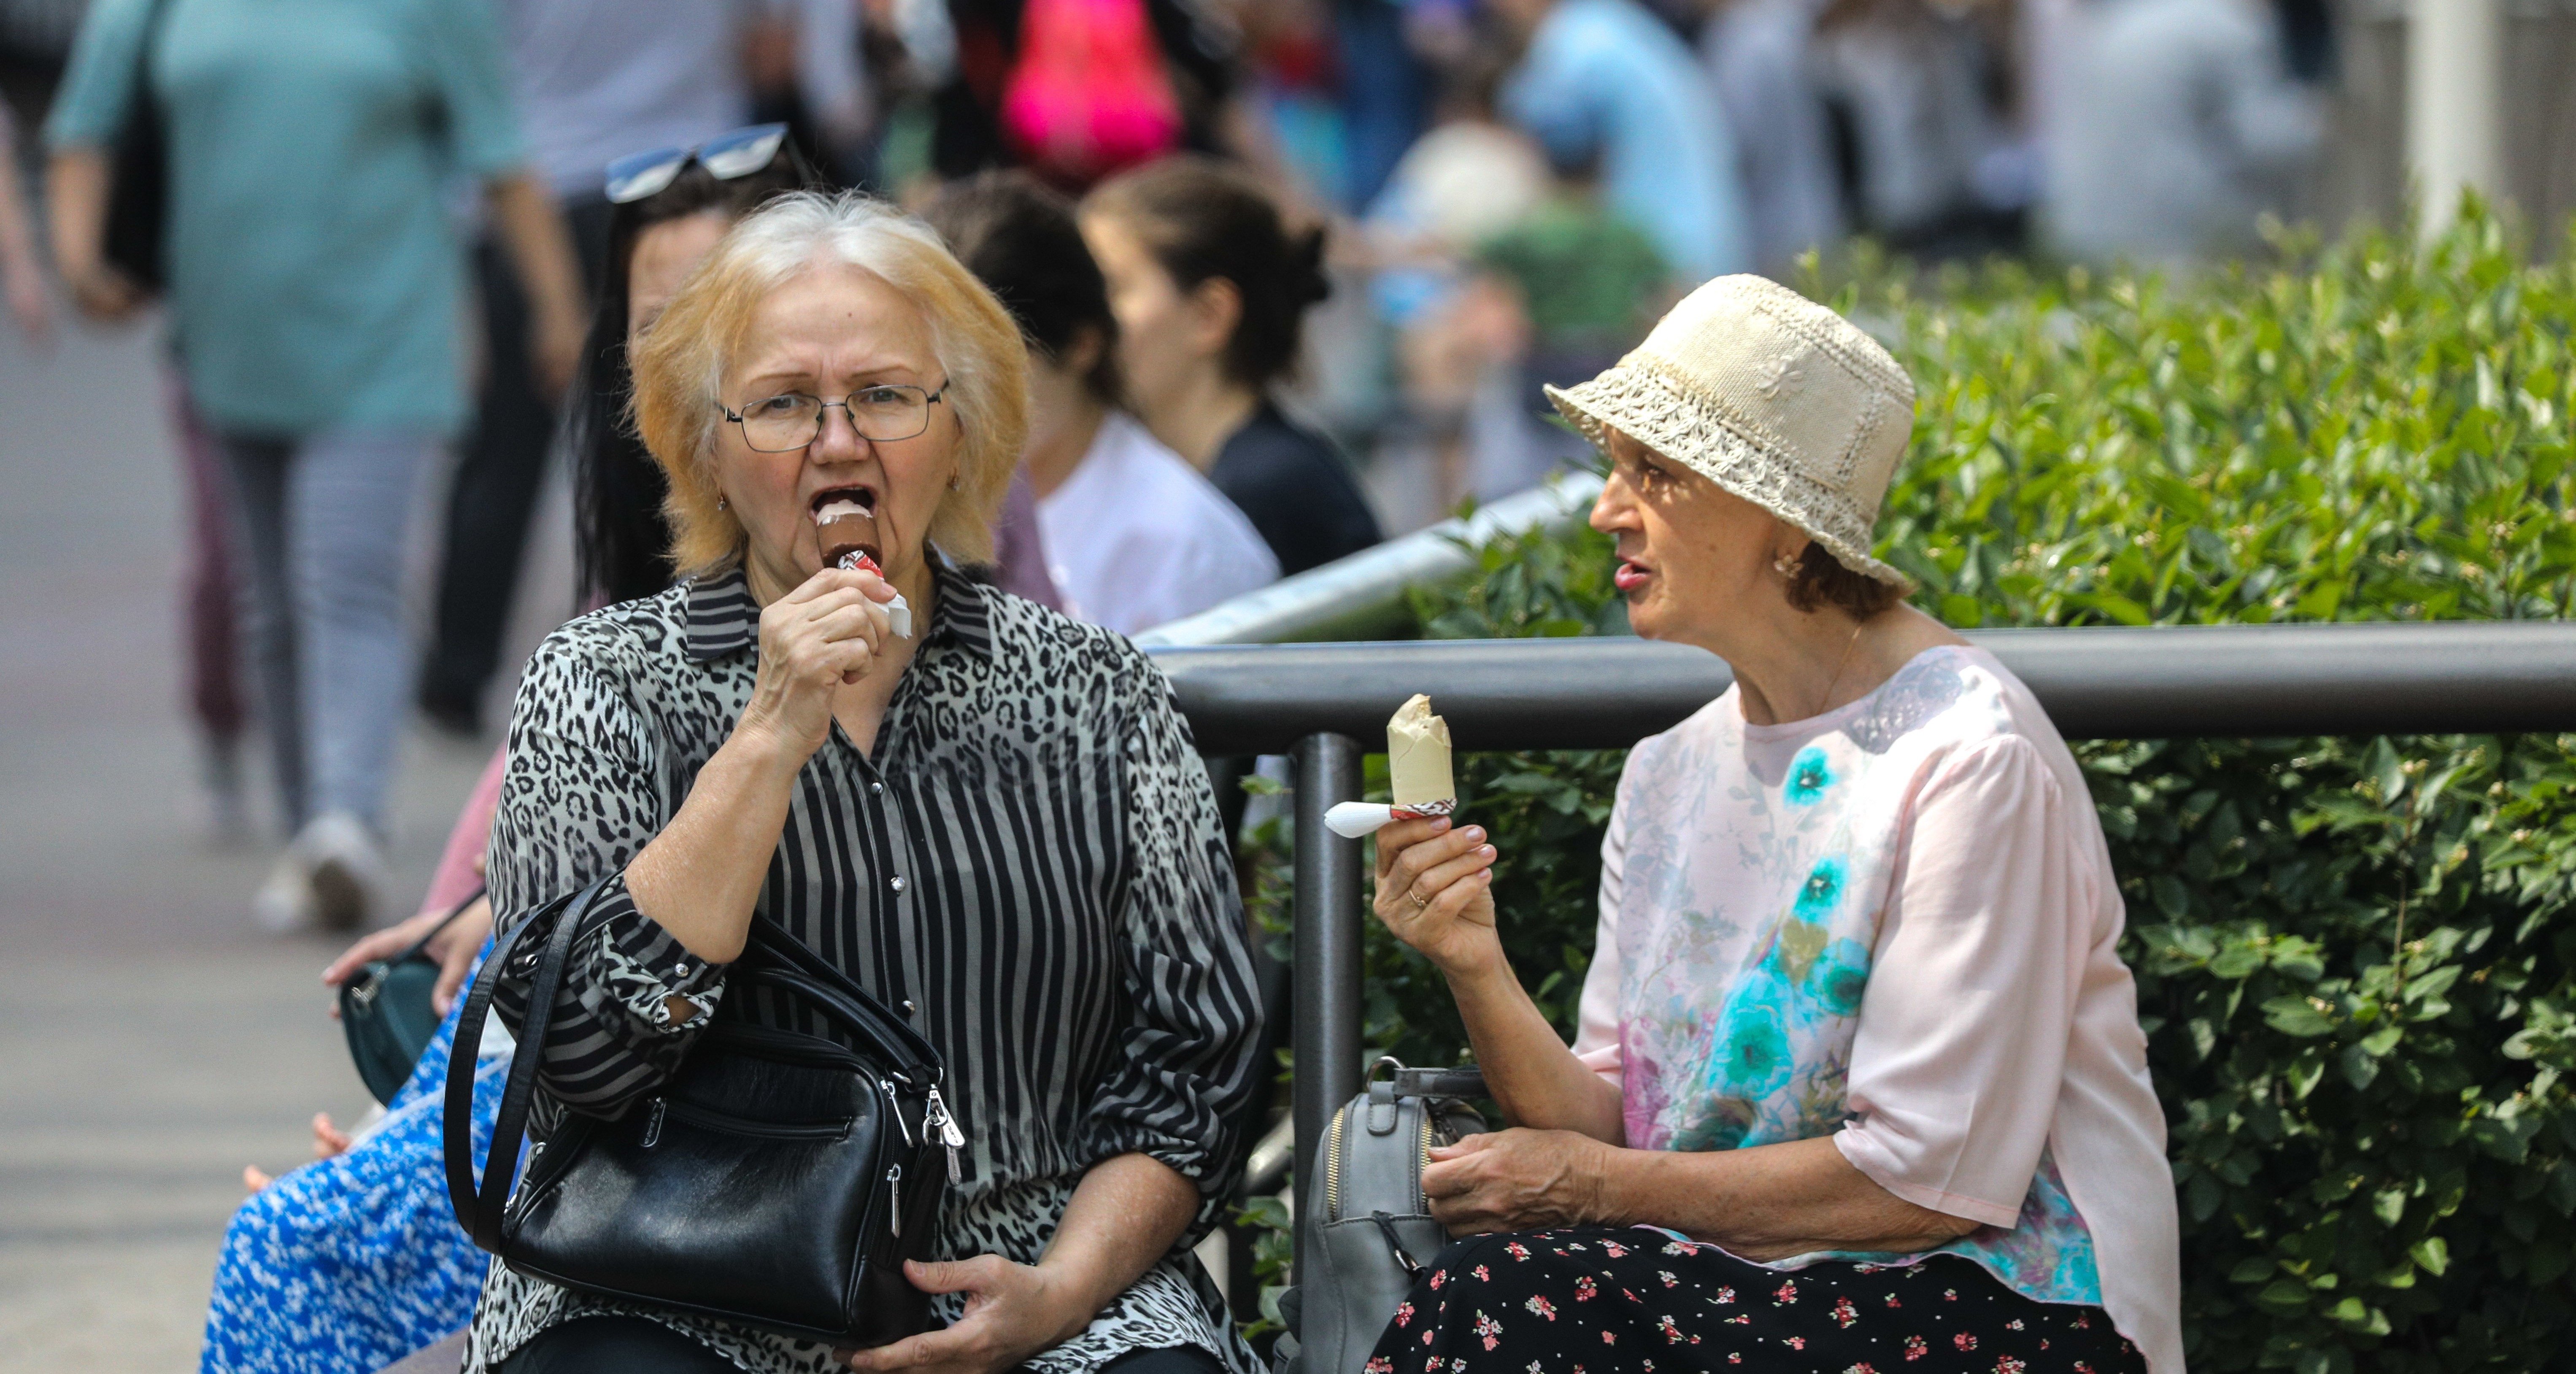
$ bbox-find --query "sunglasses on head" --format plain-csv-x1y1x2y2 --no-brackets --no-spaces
604,124,795,205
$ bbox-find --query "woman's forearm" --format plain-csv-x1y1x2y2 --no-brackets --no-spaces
486,170,587,390
1594,1135,1980,1261
623,727,805,964
45,150,110,281
1033,1153,1200,1342
1445,955,1624,1144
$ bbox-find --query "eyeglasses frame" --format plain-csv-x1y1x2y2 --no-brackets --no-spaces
717,382,953,453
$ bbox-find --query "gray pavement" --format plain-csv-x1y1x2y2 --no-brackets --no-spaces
0,302,573,1371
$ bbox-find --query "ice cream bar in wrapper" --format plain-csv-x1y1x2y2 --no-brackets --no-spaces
1323,693,1457,838
813,499,911,639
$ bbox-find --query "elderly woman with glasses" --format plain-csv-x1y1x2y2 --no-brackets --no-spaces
1363,277,2181,1373
465,191,1263,1374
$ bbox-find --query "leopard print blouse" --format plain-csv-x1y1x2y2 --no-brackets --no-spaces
460,560,1265,1374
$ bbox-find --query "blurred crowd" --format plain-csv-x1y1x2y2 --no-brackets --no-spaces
0,0,2333,933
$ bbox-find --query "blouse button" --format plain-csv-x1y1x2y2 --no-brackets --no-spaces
901,999,918,1016
871,781,884,795
890,875,908,893
673,963,689,978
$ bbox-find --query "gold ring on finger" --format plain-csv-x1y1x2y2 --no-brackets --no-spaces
1410,889,1428,912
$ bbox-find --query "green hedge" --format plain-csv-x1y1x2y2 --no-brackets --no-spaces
1265,209,2576,1372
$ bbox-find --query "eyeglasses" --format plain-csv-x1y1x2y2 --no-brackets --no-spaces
605,124,794,204
719,383,952,452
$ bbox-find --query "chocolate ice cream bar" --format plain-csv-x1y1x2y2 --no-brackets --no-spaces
814,497,879,567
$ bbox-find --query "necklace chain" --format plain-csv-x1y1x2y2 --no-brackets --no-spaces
1817,618,1868,716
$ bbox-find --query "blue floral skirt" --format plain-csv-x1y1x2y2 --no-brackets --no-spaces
200,971,506,1374
1366,1228,2145,1374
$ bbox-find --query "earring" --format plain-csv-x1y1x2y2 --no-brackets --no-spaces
948,475,961,492
1772,553,1798,576
716,495,729,513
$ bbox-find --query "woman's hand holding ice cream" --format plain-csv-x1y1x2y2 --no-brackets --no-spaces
740,564,902,762
1356,694,1502,974
1373,813,1501,976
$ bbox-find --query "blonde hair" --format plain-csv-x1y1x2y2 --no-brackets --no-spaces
630,190,1031,575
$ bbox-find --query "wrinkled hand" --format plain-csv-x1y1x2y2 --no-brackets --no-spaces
838,1256,1084,1373
1421,1129,1612,1237
322,892,495,1017
740,566,897,761
1372,815,1499,975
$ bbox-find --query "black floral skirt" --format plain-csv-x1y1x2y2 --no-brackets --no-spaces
1364,1228,2146,1374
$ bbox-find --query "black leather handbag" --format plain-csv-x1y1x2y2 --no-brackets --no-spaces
340,888,482,1104
444,880,958,1348
103,0,175,293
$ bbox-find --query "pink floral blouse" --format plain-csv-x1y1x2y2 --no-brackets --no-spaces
1570,645,2183,1372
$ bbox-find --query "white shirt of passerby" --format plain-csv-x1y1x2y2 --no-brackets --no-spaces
1035,411,1280,637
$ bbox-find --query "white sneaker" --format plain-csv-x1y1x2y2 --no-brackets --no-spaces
253,847,319,933
295,812,384,932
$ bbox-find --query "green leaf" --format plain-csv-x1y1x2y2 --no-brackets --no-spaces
2263,995,2338,1037
2411,1237,2450,1277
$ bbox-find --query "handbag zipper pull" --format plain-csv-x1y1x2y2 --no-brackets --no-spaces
885,1163,904,1238
880,1078,915,1147
923,1087,964,1183
642,1098,666,1149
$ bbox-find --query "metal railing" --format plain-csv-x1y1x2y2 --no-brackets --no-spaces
1145,620,2576,1280
1134,472,1603,648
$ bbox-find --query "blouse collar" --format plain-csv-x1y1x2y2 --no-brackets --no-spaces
682,553,996,663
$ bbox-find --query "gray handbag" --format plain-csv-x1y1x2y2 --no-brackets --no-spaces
1278,1058,1487,1374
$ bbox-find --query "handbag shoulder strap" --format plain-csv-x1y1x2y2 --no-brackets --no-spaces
443,877,600,1249
397,884,486,965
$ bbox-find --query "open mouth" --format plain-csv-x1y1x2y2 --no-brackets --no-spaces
1613,559,1652,593
811,486,881,566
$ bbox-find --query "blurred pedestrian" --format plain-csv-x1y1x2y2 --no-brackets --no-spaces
1696,0,1844,274
1808,0,2023,257
933,0,1236,189
1486,0,1749,284
2040,0,2319,268
929,170,1277,634
45,0,587,931
1083,156,1383,577
1469,127,1674,499
418,0,757,739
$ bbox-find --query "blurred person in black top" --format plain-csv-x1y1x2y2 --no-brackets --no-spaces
1080,157,1381,577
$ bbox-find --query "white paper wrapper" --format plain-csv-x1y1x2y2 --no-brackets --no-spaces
1323,798,1457,839
835,551,913,639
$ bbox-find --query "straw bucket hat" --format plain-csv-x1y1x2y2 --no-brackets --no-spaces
1546,274,1917,588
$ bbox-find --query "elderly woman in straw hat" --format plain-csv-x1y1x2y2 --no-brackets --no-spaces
1368,277,2181,1372
468,191,1262,1374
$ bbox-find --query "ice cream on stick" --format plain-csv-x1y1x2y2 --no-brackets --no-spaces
812,497,912,639
1323,694,1458,838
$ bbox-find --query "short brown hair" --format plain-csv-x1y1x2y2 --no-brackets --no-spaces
629,191,1030,575
1783,541,1906,620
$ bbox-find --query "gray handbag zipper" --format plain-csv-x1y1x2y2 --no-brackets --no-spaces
886,1163,904,1238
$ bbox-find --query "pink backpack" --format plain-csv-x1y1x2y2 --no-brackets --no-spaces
1000,0,1183,186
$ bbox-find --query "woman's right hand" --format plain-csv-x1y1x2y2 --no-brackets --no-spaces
1373,815,1501,976
738,565,896,759
321,893,495,1016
